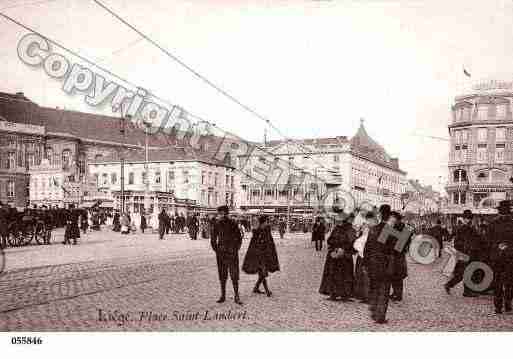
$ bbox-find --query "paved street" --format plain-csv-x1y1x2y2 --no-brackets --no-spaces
0,228,511,331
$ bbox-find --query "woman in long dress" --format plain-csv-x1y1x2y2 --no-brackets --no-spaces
353,212,377,303
242,215,280,297
319,212,357,301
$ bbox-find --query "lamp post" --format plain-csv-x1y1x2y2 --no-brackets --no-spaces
119,114,129,214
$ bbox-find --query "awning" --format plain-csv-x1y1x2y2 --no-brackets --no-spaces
79,201,97,208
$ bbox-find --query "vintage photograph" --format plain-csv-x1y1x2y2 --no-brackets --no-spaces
0,0,512,335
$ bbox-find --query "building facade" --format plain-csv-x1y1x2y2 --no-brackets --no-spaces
0,91,232,209
237,120,408,215
446,79,513,214
88,148,236,214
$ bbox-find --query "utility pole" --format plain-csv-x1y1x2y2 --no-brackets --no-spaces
120,114,128,214
144,120,150,214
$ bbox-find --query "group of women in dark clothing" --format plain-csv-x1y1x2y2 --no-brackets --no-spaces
318,205,410,324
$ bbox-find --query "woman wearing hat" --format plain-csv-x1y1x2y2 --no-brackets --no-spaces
242,216,280,297
319,211,357,301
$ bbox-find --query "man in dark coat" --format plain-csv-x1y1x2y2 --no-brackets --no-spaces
444,209,480,297
112,211,121,232
0,202,8,249
63,204,80,245
158,209,168,240
429,220,444,258
140,212,147,234
41,205,54,245
311,217,326,252
363,205,399,324
188,213,199,240
488,200,513,314
211,205,243,305
319,212,356,301
390,213,411,302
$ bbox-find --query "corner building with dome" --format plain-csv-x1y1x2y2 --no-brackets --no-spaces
447,79,513,214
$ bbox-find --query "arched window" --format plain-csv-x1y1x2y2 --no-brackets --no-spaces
45,147,54,165
94,154,103,161
62,149,71,170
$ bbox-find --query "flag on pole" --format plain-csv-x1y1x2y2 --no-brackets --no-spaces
463,67,471,78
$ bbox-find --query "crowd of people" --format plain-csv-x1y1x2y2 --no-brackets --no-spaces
2,198,512,323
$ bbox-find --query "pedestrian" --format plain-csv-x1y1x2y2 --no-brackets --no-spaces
488,200,513,314
80,209,89,234
188,213,199,240
389,213,411,302
140,211,147,234
353,211,377,303
158,208,167,240
63,204,80,245
319,211,357,302
0,202,9,249
444,209,480,297
278,218,286,239
211,205,243,305
363,204,397,324
312,216,326,252
112,210,121,232
429,220,444,258
120,213,130,235
41,205,54,245
242,215,280,297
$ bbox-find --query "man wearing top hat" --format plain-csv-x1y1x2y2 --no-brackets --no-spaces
211,205,243,305
487,200,513,314
444,209,480,297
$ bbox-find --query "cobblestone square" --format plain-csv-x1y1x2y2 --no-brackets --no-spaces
0,230,511,331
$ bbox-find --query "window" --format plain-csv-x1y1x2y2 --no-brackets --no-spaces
168,171,175,188
453,169,467,183
477,105,488,121
102,173,108,186
183,170,189,184
78,154,85,174
334,155,340,162
27,153,36,168
231,176,234,188
201,171,205,185
477,146,487,162
461,130,469,143
155,171,161,184
201,190,206,204
7,152,15,169
214,173,218,186
226,174,230,187
94,154,103,161
477,128,487,142
111,173,117,184
128,172,134,185
496,104,507,120
496,143,505,163
7,180,15,198
46,147,54,164
496,128,506,142
62,149,71,170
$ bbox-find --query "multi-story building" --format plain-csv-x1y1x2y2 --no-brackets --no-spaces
446,78,513,214
237,120,408,215
0,91,233,208
88,148,236,214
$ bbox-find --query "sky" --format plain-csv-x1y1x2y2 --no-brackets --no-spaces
2,0,513,194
